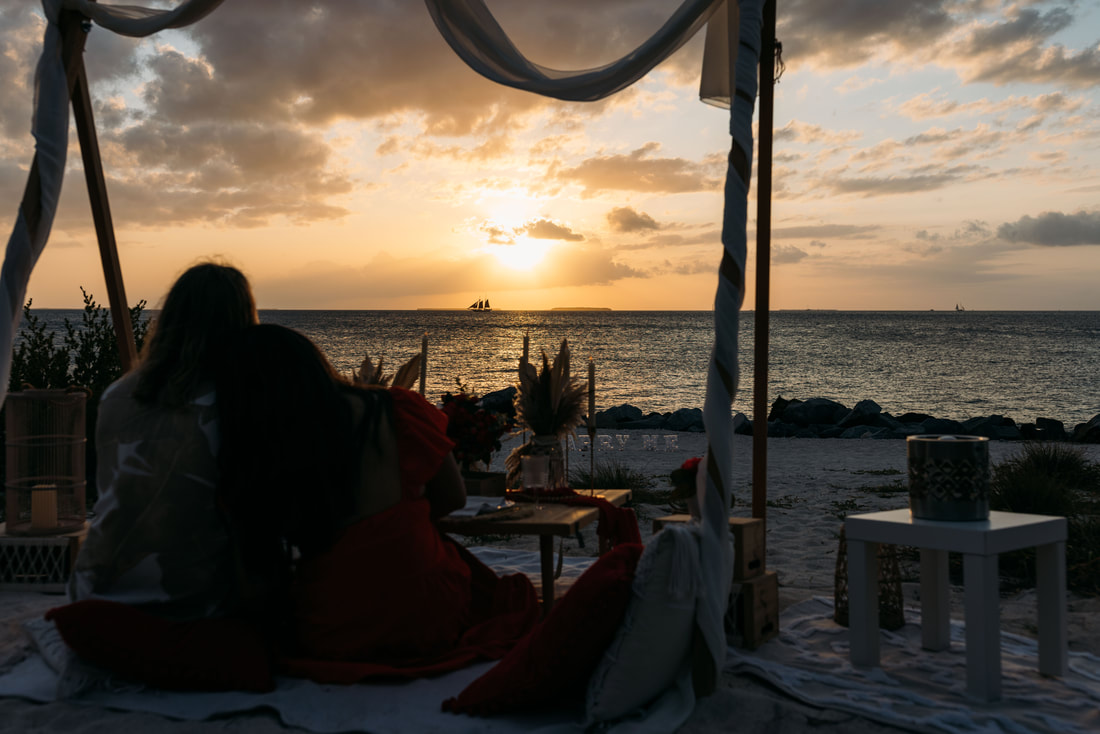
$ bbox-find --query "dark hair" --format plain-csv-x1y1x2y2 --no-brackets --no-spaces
135,262,257,405
216,325,391,580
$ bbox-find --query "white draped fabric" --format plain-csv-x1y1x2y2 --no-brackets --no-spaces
424,0,764,723
0,0,225,406
1,0,765,725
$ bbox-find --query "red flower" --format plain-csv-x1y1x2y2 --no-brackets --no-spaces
441,388,515,472
669,455,703,500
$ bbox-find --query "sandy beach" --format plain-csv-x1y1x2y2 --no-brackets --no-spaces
2,431,1098,733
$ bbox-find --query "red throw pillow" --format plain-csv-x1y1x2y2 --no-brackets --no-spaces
46,600,275,692
442,542,643,716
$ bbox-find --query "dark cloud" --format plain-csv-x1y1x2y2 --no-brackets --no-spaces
773,244,808,264
826,170,970,196
606,206,661,232
524,219,584,241
777,0,954,67
774,224,879,239
555,142,720,196
0,3,39,141
997,210,1100,246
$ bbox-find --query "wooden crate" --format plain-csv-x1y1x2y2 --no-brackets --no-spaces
652,514,765,579
732,570,779,649
0,522,87,592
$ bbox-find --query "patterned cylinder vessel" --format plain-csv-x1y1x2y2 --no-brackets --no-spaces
907,435,990,521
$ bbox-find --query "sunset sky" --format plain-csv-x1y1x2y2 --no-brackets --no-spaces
2,0,1099,311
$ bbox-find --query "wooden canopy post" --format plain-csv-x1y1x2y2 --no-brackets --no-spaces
17,7,139,371
751,0,777,522
62,9,138,371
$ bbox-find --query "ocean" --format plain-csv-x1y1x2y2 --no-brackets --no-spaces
25,309,1100,428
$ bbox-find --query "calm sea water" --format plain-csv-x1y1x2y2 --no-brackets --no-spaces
26,310,1100,427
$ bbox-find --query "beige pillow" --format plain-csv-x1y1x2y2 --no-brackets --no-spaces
585,523,699,722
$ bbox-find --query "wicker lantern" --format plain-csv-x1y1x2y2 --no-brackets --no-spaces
4,389,87,536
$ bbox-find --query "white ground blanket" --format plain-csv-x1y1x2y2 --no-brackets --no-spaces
726,597,1100,734
0,549,694,734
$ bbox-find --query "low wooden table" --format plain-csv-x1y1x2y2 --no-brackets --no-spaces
438,489,631,615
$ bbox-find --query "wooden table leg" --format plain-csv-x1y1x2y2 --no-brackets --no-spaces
540,534,555,617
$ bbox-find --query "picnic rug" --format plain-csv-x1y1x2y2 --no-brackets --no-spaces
0,548,697,734
725,597,1100,734
4,555,1099,734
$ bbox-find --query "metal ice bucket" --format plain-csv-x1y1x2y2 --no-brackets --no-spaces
907,434,990,521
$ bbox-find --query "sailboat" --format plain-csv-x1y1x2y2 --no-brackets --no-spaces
467,297,492,312
955,303,966,312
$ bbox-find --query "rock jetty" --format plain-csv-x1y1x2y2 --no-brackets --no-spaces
477,388,1100,442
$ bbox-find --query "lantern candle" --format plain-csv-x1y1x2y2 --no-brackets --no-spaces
31,484,58,531
588,357,596,429
419,333,428,396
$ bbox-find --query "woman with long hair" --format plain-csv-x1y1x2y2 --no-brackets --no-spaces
216,324,538,680
70,261,258,620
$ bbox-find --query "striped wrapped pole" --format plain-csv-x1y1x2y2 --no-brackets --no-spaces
694,0,764,694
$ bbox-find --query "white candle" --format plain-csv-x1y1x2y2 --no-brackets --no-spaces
31,485,58,531
419,333,428,396
588,357,596,429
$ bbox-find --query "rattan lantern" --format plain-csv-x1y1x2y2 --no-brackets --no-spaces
4,389,87,536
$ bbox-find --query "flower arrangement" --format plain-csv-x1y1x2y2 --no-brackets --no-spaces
505,339,588,488
440,381,515,473
669,456,702,500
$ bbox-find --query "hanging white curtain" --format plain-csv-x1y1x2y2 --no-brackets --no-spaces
425,0,764,721
0,0,225,405
426,0,725,102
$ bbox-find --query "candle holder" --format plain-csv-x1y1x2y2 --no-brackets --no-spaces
4,389,87,536
907,434,990,521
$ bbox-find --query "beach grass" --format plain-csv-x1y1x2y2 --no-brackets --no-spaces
992,442,1100,594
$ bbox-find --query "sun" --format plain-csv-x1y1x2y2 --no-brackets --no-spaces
490,237,552,270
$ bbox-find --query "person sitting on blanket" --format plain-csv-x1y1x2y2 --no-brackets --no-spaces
214,324,540,682
69,261,259,621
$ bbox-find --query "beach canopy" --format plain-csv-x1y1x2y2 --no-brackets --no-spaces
0,0,768,717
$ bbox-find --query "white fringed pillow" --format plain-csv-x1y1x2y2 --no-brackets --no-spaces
585,523,699,722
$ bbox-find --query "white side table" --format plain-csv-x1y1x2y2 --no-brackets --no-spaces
844,509,1067,701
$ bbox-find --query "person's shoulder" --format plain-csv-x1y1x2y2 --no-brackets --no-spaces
100,369,142,402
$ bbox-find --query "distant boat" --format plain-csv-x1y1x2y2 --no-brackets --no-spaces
955,303,966,312
468,297,492,312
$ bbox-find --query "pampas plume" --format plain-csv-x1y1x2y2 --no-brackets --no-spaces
507,339,587,485
353,352,421,390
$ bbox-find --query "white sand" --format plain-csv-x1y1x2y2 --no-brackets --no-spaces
2,432,1098,732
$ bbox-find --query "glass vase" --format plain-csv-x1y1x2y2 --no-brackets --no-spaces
531,434,567,491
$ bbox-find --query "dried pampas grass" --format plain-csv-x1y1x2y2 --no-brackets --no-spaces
353,352,421,390
514,338,586,436
506,339,587,486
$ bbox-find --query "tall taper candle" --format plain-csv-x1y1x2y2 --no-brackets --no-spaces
588,357,595,428
419,333,428,396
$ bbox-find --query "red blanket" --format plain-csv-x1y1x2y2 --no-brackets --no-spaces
279,499,539,683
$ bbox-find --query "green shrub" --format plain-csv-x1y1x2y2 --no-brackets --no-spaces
990,442,1100,595
3,290,148,515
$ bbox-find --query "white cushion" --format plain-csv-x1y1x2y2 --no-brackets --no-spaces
585,523,699,722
